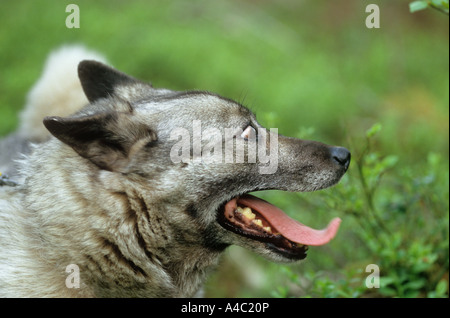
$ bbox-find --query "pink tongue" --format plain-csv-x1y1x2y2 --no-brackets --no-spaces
234,194,341,246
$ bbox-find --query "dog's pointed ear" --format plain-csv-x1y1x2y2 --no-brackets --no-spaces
43,113,156,172
78,60,143,103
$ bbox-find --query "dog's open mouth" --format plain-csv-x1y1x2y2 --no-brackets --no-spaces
218,194,341,260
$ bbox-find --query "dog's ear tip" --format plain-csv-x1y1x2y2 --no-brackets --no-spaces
78,59,94,65
77,60,109,81
43,115,59,120
77,60,140,103
78,59,104,71
77,60,88,74
78,59,89,67
43,116,62,124
43,116,66,134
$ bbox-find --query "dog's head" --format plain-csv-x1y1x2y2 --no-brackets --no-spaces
44,61,350,263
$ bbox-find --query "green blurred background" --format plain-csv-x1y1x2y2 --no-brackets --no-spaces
0,0,448,297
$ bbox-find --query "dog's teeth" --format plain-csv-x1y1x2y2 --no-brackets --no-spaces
242,207,255,220
295,243,308,250
237,206,256,221
236,206,272,232
236,206,244,214
263,226,272,233
252,219,263,227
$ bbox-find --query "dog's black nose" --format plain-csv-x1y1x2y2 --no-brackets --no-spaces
330,147,351,170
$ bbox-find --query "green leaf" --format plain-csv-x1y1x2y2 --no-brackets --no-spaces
366,123,382,138
409,1,429,13
431,0,446,7
435,280,448,297
404,278,426,291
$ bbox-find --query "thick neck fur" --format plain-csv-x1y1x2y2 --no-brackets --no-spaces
18,140,223,297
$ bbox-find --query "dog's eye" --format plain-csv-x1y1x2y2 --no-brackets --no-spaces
241,125,256,141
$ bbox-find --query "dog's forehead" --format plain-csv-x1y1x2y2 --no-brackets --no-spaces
135,91,254,125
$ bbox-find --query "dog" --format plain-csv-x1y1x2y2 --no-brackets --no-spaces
0,46,350,297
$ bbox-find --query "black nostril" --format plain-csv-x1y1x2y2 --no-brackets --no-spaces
330,147,351,169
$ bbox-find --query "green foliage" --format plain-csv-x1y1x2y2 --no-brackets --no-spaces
410,0,449,14
273,124,449,298
271,267,367,298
